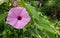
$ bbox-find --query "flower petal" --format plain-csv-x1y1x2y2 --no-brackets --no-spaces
8,7,23,17
8,8,17,18
20,8,30,18
7,17,18,26
12,7,23,17
13,17,30,29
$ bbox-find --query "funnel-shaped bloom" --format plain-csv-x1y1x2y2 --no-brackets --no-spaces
7,7,31,29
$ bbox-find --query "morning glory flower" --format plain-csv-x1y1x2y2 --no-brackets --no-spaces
7,7,31,29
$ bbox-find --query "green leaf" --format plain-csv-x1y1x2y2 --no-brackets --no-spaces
0,12,7,21
19,2,58,34
0,0,4,5
46,31,56,38
0,0,8,5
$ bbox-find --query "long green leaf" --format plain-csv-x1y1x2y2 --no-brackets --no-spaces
19,2,58,34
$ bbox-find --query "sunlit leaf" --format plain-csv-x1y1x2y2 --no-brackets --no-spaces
19,2,58,34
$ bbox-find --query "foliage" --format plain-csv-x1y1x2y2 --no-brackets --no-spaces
0,0,60,38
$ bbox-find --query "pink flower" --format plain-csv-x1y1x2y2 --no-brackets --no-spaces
7,7,31,29
13,0,18,7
